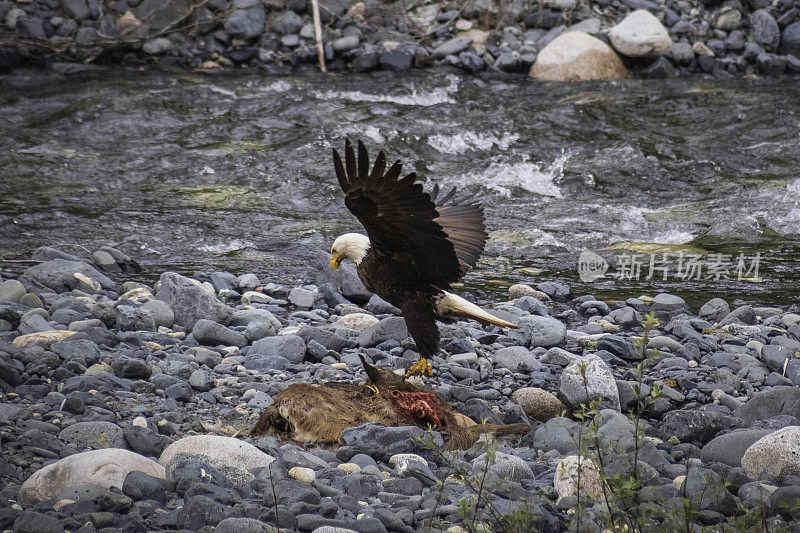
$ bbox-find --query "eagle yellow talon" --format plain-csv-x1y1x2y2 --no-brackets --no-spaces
404,357,433,378
366,385,379,395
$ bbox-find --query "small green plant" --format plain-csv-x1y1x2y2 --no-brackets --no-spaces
417,429,544,533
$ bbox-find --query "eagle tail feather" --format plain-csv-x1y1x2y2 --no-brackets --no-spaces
437,291,520,329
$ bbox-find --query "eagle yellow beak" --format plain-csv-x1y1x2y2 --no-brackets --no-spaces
330,253,341,271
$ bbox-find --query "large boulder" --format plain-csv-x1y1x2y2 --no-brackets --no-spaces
530,31,628,81
608,9,671,57
155,272,231,329
510,387,566,422
750,10,780,52
558,354,621,411
24,259,115,292
159,435,275,474
223,0,265,39
742,426,800,482
18,448,164,504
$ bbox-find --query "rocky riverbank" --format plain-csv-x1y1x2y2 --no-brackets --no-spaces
3,244,800,531
3,0,800,79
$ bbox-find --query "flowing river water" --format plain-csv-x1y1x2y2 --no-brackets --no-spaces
2,69,800,309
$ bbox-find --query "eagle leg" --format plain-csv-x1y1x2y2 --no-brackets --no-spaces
403,356,433,378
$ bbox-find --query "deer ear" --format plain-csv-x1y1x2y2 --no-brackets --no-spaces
360,354,382,384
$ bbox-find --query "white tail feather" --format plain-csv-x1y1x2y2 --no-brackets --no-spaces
437,291,520,329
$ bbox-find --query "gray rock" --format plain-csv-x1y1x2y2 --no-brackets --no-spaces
165,381,193,401
332,35,359,52
512,315,566,348
698,297,730,323
142,37,173,54
530,417,582,454
189,347,222,368
0,280,25,303
18,448,164,504
59,421,125,449
247,334,306,365
652,293,688,319
558,354,620,411
742,426,800,481
193,319,247,347
25,259,115,292
700,429,773,467
433,35,472,57
156,272,232,329
124,424,172,457
215,518,278,533
339,423,432,462
230,308,281,330
112,356,152,379
141,298,174,328
781,20,800,56
471,451,533,485
289,287,319,308
224,0,266,39
682,467,737,514
760,344,789,372
738,481,772,510
719,305,757,326
510,387,566,422
18,313,53,334
661,404,743,443
11,511,63,533
116,304,157,331
735,386,800,424
596,409,637,450
493,346,541,372
122,470,167,504
238,273,260,291
597,335,637,360
365,294,401,315
607,306,641,327
272,10,303,34
62,0,90,20
542,347,579,366
358,316,409,347
751,10,780,51
188,369,213,391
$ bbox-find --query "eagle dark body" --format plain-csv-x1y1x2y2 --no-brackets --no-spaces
334,140,489,359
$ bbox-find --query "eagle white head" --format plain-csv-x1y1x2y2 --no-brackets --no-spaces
330,233,370,270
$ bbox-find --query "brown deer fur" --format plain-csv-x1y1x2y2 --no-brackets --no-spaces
250,356,530,450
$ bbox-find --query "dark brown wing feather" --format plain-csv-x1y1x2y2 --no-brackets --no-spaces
332,139,487,286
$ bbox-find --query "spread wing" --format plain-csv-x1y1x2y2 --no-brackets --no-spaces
332,139,487,286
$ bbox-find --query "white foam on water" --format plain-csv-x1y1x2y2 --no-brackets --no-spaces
427,131,519,154
312,75,459,107
338,124,387,144
208,85,237,97
453,152,569,197
199,239,253,254
259,80,293,93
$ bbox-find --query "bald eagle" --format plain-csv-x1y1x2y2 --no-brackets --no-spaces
329,139,519,377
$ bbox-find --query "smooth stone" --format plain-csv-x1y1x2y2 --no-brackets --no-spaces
58,421,125,449
608,9,671,57
19,449,164,504
156,272,232,329
559,353,621,411
742,426,800,482
336,313,378,331
159,435,275,473
530,31,628,81
13,330,77,348
511,387,567,422
554,455,602,502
